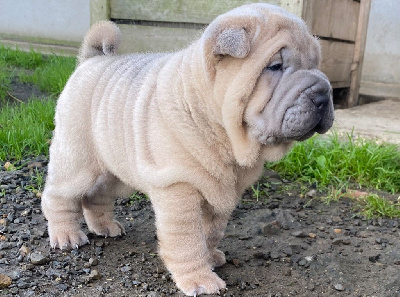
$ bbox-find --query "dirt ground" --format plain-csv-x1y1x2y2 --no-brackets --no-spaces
1,159,400,297
1,82,400,297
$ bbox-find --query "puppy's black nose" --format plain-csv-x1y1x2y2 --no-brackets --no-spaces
311,90,330,109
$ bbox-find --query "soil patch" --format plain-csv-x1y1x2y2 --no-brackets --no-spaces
0,159,400,297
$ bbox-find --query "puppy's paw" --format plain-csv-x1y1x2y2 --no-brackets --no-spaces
49,228,89,250
211,249,226,268
176,270,226,296
87,219,125,238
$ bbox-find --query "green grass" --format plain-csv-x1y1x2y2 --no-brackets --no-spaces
19,54,76,95
0,60,11,99
361,194,400,219
266,132,400,218
267,132,400,194
25,168,46,194
0,46,76,161
0,45,43,69
0,98,56,161
0,45,76,100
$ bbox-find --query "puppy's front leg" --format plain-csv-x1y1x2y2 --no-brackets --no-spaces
201,202,231,268
151,184,226,296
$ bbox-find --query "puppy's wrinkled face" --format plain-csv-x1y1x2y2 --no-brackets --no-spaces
246,46,334,144
204,3,334,166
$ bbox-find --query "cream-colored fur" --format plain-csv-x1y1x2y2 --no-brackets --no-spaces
42,3,334,296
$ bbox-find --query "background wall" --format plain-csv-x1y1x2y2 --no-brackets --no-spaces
360,0,400,98
0,0,90,45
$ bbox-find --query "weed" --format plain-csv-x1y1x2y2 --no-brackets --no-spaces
0,97,56,161
0,45,76,98
27,55,76,95
30,168,45,192
266,131,400,194
251,183,261,201
0,61,11,101
360,194,400,219
0,45,43,69
129,191,148,204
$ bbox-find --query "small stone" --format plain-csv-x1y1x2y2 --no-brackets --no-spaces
95,241,105,247
21,209,31,217
230,258,240,267
307,282,315,291
88,269,101,280
305,256,313,262
30,251,49,265
342,238,351,245
282,246,293,256
282,268,291,276
253,251,269,260
308,233,317,239
334,284,344,291
334,229,342,234
298,259,307,266
358,231,369,238
369,254,381,263
0,218,8,226
306,189,317,197
19,245,30,257
57,283,68,290
0,274,12,288
291,231,306,238
27,161,43,169
262,220,281,235
121,265,132,273
89,257,98,266
4,162,14,171
332,238,343,245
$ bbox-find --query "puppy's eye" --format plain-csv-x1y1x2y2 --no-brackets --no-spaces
266,63,283,71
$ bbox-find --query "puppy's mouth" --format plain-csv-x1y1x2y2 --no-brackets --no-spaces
281,86,334,141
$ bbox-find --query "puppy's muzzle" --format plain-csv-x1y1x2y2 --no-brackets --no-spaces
281,70,334,141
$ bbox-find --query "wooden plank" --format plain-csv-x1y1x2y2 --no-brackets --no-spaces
110,0,280,24
347,0,372,107
91,0,110,25
280,0,304,17
320,40,354,84
302,0,360,41
331,81,351,89
117,24,201,54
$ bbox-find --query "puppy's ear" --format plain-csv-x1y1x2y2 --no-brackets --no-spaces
213,28,250,58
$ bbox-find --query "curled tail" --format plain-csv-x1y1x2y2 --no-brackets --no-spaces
78,21,121,65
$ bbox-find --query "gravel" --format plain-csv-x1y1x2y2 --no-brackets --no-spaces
1,158,400,296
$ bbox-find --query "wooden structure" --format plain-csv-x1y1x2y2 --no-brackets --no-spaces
94,0,371,108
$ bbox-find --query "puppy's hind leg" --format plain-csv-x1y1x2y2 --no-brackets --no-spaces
82,173,129,237
42,167,99,250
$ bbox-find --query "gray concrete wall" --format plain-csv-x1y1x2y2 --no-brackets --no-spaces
0,0,90,44
360,0,400,98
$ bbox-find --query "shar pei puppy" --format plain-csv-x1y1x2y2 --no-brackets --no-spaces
42,3,334,296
